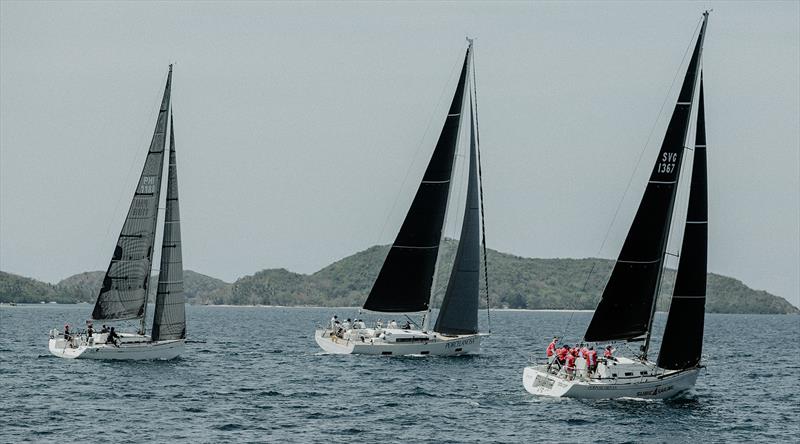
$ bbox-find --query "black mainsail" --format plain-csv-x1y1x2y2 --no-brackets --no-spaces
657,73,708,370
584,15,708,346
434,94,480,335
363,47,470,313
152,113,186,341
92,66,172,322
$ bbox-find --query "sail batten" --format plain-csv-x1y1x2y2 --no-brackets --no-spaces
658,73,708,370
152,113,186,341
92,68,172,321
584,15,708,343
363,48,471,313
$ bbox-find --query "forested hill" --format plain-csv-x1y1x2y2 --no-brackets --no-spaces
1,242,797,314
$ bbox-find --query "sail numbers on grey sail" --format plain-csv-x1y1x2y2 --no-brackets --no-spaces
92,66,172,326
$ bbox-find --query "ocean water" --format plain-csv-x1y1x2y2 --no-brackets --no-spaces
1,305,798,443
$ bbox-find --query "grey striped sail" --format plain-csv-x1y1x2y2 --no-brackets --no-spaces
658,74,708,370
363,46,471,313
152,114,186,341
434,95,479,335
584,15,708,346
92,67,172,321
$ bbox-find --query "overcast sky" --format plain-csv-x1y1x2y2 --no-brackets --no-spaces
1,1,798,307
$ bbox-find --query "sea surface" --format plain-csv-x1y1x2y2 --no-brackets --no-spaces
1,305,798,443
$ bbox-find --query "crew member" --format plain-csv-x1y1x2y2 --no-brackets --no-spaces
546,337,558,359
330,315,338,330
587,346,598,373
555,344,569,365
107,327,119,346
565,350,577,379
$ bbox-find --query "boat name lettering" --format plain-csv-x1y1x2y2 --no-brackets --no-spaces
636,385,673,397
445,337,475,349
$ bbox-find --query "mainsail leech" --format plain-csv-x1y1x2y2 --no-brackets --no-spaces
92,67,172,322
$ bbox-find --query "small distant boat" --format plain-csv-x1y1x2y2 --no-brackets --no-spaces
315,39,490,356
49,65,186,360
523,12,711,399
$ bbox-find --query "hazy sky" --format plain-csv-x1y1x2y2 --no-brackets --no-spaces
1,1,798,307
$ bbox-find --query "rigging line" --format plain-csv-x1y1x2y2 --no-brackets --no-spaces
374,48,465,248
576,17,704,332
470,44,491,334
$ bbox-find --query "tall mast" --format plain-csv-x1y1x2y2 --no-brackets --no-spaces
424,38,474,332
140,63,173,335
642,12,709,358
583,13,708,355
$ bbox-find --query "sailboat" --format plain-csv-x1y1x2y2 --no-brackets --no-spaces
315,40,489,356
48,65,186,360
523,12,711,398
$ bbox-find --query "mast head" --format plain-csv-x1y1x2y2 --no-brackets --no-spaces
169,63,173,72
465,36,474,48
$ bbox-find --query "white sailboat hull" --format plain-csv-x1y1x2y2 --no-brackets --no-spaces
48,332,184,360
315,328,483,356
522,359,699,399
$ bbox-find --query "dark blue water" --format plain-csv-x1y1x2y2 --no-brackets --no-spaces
1,305,798,443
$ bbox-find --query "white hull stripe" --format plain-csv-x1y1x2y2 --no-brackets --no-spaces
422,180,450,184
618,258,661,264
649,180,677,184
685,221,708,224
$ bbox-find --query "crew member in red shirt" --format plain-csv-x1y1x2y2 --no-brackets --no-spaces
555,344,569,365
565,351,577,379
587,346,598,373
546,337,558,359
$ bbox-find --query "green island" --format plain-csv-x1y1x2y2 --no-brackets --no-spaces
2,241,797,314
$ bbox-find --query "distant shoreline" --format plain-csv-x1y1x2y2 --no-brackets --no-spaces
4,303,797,315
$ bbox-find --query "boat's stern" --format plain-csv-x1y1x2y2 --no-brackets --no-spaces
48,337,86,359
314,329,355,354
522,365,573,397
